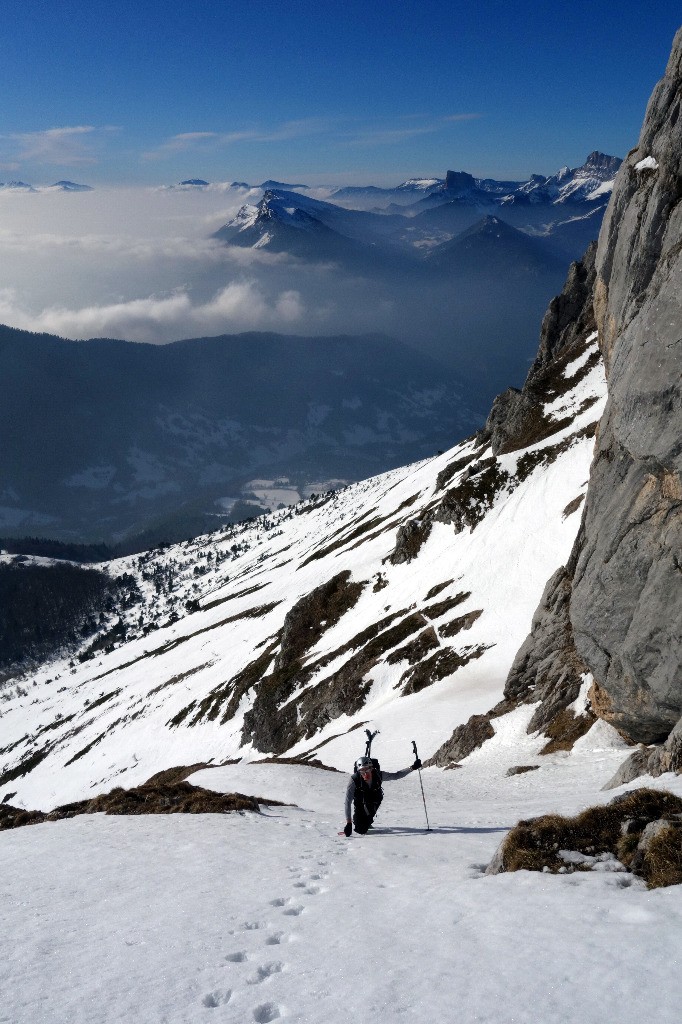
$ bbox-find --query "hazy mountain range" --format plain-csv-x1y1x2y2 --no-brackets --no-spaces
0,180,94,193
214,152,620,267
0,153,620,547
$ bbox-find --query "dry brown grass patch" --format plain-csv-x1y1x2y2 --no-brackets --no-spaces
0,781,289,831
643,824,682,888
496,788,682,886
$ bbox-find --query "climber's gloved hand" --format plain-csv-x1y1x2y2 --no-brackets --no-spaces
412,758,422,770
344,821,352,837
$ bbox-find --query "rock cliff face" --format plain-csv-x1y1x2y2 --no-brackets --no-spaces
570,29,682,744
429,30,682,772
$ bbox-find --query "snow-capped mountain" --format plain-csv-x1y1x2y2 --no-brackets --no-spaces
330,177,445,208
45,180,94,192
213,191,371,261
215,156,619,270
0,179,93,192
405,154,620,252
417,153,621,211
214,188,406,254
157,180,259,194
0,180,36,192
509,151,622,205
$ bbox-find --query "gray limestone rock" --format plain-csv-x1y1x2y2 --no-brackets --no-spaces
388,518,432,565
602,747,660,790
603,713,682,788
503,567,590,738
528,241,598,379
424,713,495,767
476,244,597,457
629,819,675,875
570,29,682,743
484,838,507,876
477,387,545,457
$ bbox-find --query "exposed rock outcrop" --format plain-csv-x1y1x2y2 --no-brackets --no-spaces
570,29,682,744
477,243,597,457
604,715,682,788
425,713,495,767
503,565,598,748
388,518,432,564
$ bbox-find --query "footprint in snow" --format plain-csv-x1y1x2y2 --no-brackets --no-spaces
269,897,288,907
225,951,247,963
282,905,304,917
247,962,283,985
202,989,232,1008
253,1003,281,1023
265,932,284,946
242,921,264,931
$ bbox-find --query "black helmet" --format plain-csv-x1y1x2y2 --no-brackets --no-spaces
355,756,373,771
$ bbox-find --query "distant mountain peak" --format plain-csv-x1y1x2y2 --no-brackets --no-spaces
582,151,622,176
0,180,35,192
48,180,94,192
259,179,309,190
444,170,477,193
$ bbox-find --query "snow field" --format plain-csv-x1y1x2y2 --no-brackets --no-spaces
2,750,682,1024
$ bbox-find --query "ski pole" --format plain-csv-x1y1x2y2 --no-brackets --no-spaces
412,740,430,832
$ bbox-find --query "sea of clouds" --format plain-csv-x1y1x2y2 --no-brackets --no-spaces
0,186,340,343
0,183,550,399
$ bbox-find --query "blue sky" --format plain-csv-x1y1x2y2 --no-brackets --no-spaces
2,1,680,186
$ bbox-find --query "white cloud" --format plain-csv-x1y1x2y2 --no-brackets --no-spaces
0,185,396,349
0,280,306,344
0,126,117,167
144,117,341,160
143,130,261,160
0,227,290,266
341,113,482,146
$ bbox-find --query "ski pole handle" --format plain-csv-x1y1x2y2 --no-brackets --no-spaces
412,740,418,758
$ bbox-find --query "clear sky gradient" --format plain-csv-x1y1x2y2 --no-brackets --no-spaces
2,1,680,186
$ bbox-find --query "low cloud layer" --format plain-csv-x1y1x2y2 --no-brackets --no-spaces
0,281,305,344
0,187,315,342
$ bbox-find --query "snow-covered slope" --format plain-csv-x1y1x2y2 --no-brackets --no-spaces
4,750,681,1024
0,329,606,811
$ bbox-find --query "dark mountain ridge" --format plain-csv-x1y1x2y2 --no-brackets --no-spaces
0,326,483,545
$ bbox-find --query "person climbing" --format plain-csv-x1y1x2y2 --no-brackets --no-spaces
342,754,421,835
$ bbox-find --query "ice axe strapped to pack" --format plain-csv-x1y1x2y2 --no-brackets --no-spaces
364,728,379,758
